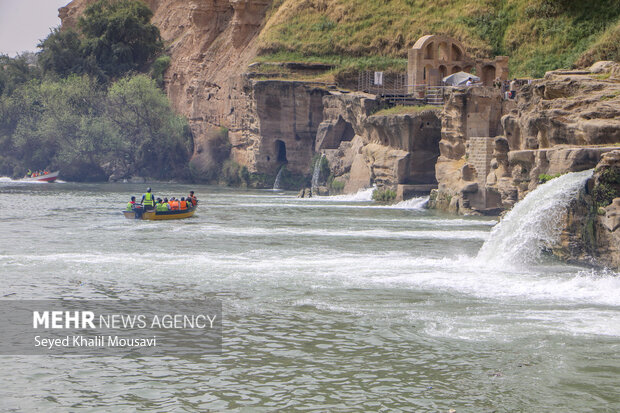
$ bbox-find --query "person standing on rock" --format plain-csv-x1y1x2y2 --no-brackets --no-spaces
510,78,518,99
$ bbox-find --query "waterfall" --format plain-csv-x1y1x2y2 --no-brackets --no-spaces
477,169,593,267
311,154,324,190
273,165,284,190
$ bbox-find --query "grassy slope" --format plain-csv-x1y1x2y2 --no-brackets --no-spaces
257,0,620,78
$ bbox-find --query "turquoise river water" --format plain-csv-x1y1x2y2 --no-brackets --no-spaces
0,178,619,412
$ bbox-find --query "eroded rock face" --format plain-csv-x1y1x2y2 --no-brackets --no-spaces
247,81,329,175
503,69,620,150
60,0,272,175
556,150,620,270
317,94,442,194
432,86,507,214
432,63,620,215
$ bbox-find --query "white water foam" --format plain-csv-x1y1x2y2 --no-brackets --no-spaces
272,166,284,190
8,250,618,308
295,189,427,208
311,155,324,189
477,169,593,267
299,186,375,202
176,224,491,240
389,197,429,210
0,176,49,184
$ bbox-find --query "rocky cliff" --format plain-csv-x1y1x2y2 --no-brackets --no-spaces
430,62,620,215
60,0,274,178
555,150,620,270
313,94,441,197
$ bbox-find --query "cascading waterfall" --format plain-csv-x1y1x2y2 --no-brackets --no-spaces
273,166,284,190
477,169,593,267
311,154,324,190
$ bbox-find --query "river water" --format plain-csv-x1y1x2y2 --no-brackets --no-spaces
0,180,619,411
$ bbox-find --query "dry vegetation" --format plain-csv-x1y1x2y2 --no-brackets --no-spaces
257,0,620,78
371,105,440,116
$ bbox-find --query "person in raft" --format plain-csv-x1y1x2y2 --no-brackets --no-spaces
142,188,155,211
168,197,179,211
156,198,170,212
179,197,189,210
126,196,136,211
188,191,198,206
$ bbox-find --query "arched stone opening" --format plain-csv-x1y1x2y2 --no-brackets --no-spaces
481,65,496,86
438,65,447,79
438,42,449,61
275,140,287,163
451,44,463,61
424,42,434,59
452,65,462,74
424,64,434,85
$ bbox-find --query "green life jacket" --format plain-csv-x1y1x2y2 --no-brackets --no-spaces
143,192,154,206
126,202,134,211
156,203,168,212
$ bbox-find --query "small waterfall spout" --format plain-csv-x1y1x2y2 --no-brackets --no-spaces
311,154,325,190
273,166,284,190
477,169,593,267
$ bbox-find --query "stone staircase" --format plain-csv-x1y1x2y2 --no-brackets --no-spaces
425,87,444,106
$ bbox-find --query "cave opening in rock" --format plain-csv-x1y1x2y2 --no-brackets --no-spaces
275,140,287,163
405,115,442,185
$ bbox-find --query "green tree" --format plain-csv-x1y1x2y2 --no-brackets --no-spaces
106,75,191,179
37,28,85,78
7,75,117,180
79,0,163,80
0,53,40,96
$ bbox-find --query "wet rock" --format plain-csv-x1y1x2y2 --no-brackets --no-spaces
556,150,620,269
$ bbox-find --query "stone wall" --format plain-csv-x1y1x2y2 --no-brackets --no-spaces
467,137,494,183
430,86,505,214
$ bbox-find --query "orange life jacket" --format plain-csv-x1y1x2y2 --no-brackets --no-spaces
189,196,197,206
169,200,179,210
180,200,188,210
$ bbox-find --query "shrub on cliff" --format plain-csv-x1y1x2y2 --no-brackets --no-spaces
593,166,620,208
330,178,345,194
577,21,620,68
38,0,163,82
372,188,397,203
538,173,563,184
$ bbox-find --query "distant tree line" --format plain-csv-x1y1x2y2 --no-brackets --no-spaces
0,0,189,181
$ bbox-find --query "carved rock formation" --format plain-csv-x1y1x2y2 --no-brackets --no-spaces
317,94,442,195
431,63,620,215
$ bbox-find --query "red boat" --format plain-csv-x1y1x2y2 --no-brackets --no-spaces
22,171,60,182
